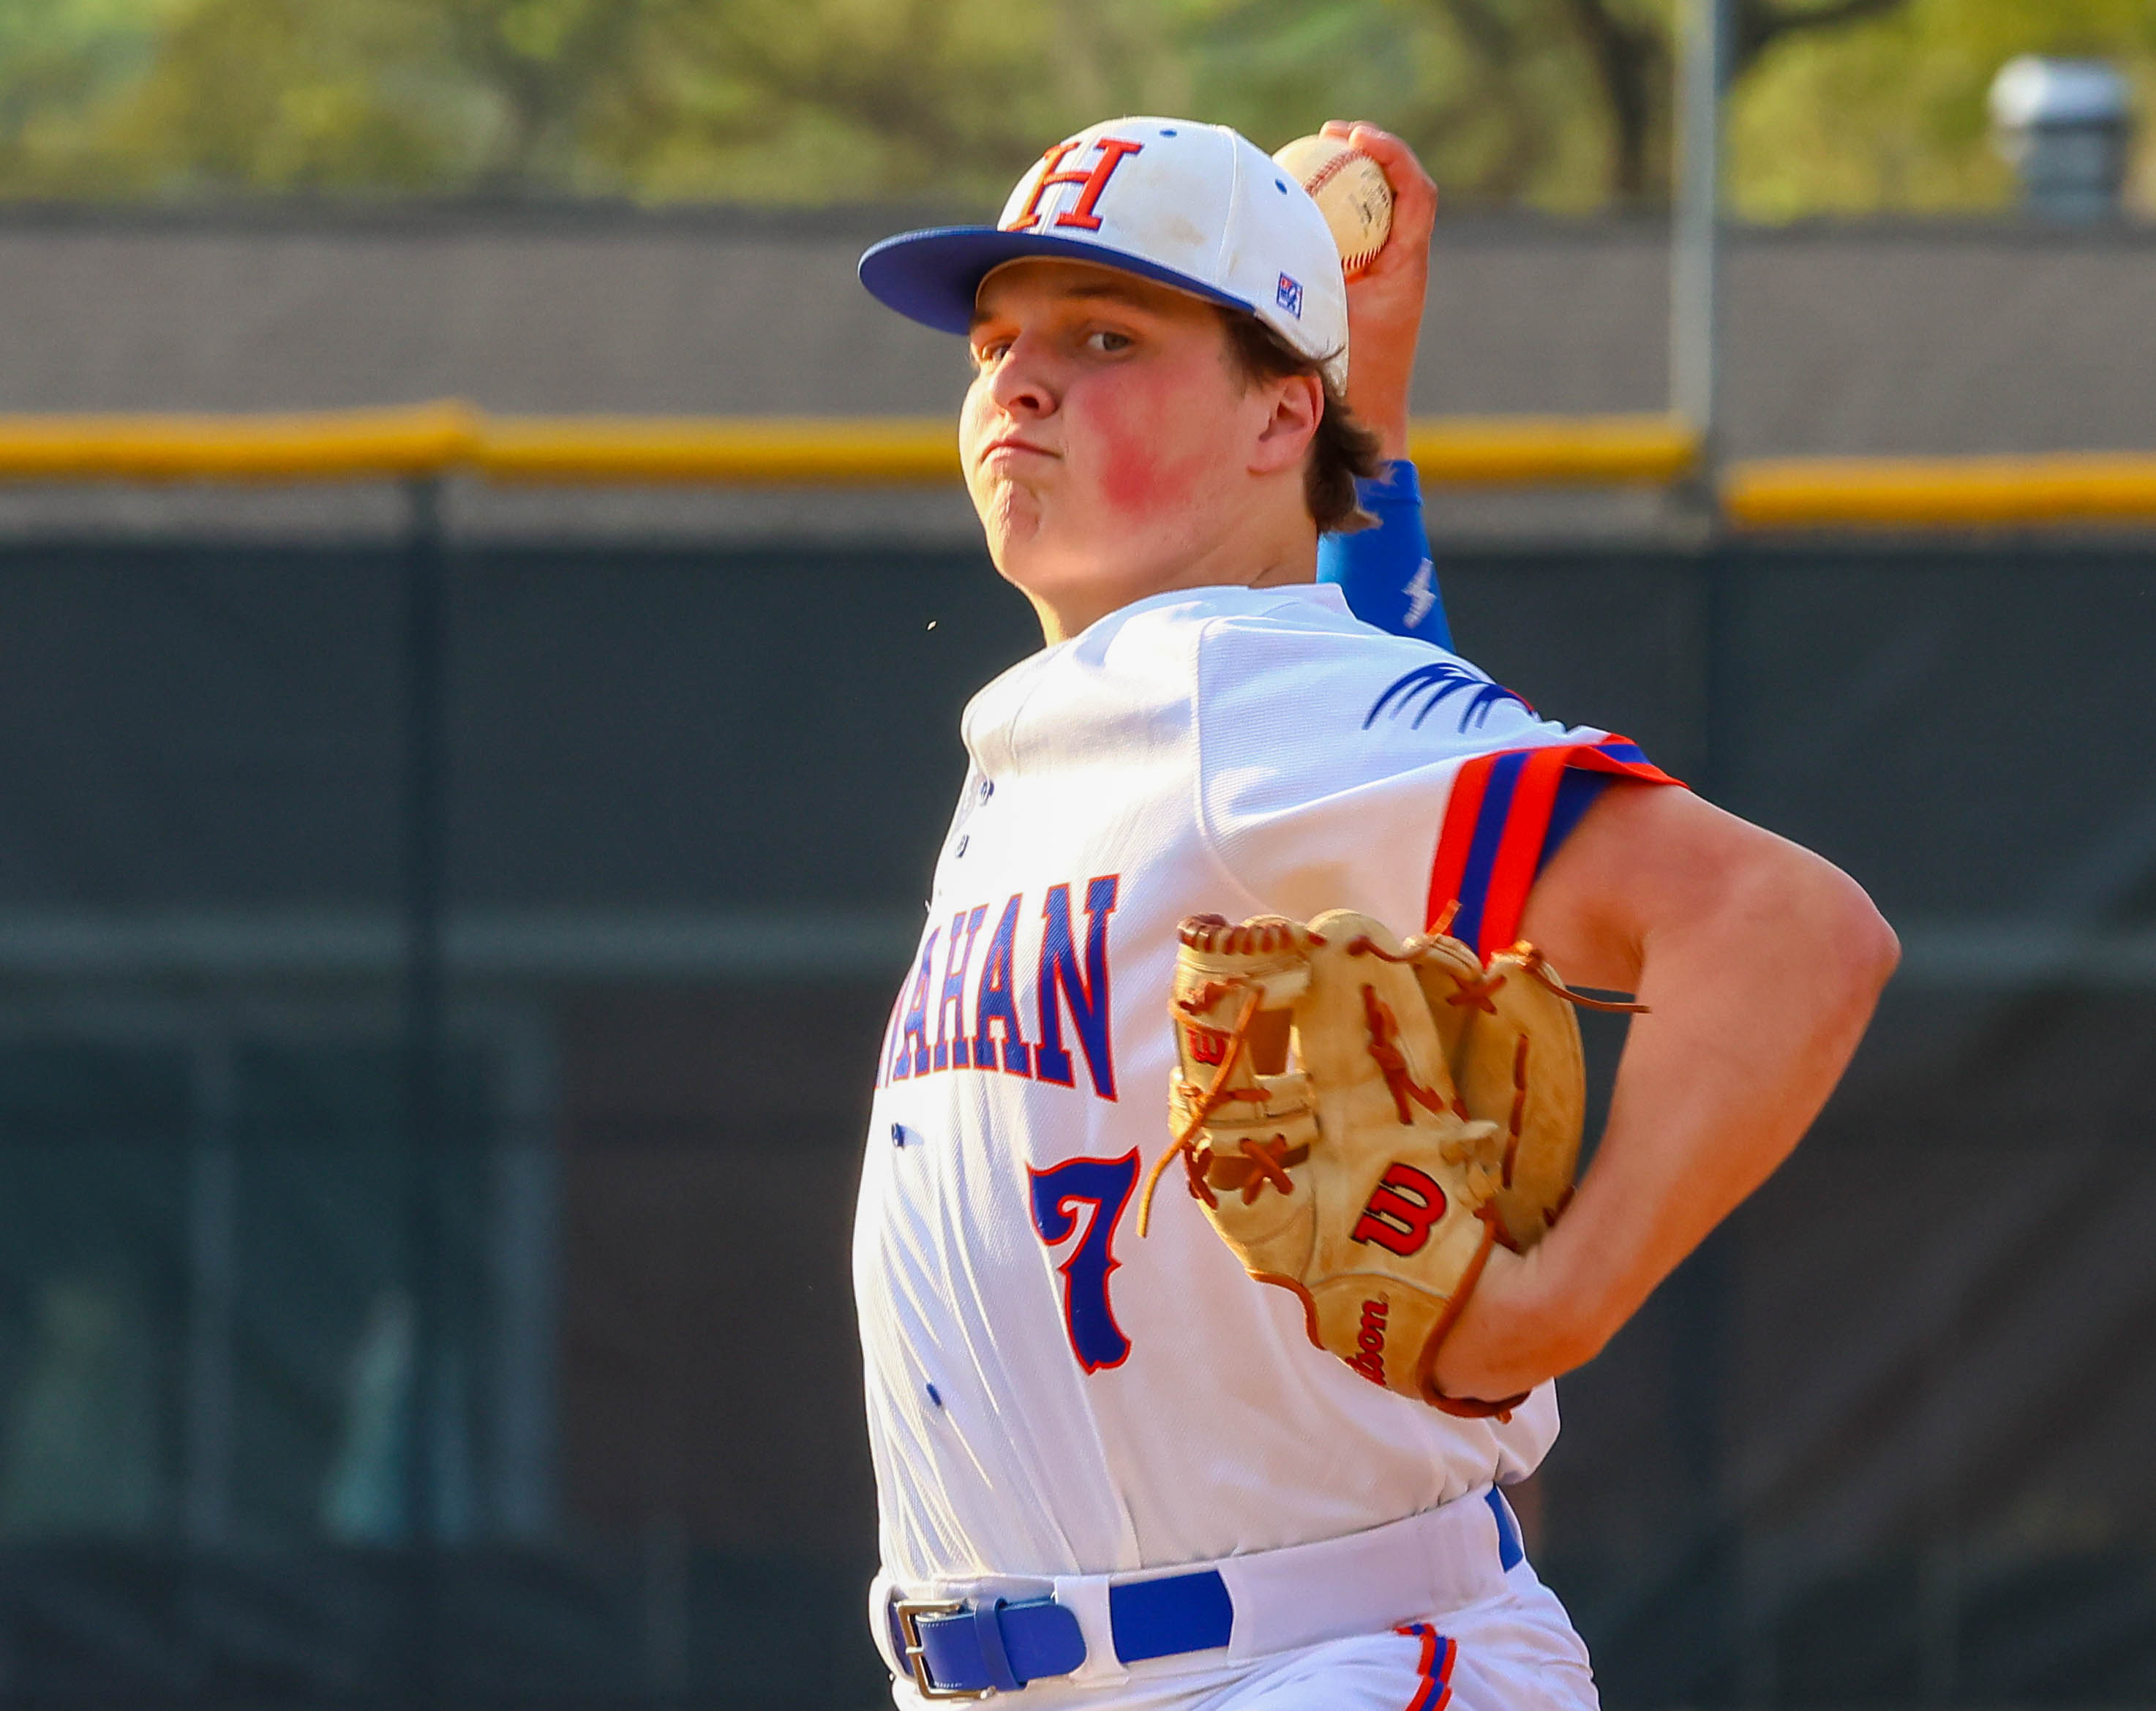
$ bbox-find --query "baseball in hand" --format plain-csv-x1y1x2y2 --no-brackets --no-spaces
1273,135,1394,279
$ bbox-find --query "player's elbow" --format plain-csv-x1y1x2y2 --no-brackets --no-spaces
1799,853,1897,999
1839,876,1901,999
1735,839,1900,1021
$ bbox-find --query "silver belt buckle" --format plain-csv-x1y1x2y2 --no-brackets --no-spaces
894,1595,996,1701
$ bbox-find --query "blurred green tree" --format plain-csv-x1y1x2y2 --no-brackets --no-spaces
0,0,2145,214
1729,0,2156,218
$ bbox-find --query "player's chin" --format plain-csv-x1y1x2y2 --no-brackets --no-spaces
978,474,1043,534
970,480,1043,553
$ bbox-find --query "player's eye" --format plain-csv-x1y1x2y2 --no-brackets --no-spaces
1083,328,1135,355
971,336,1013,369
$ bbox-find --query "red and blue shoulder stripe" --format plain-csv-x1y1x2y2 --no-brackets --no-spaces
1426,734,1682,961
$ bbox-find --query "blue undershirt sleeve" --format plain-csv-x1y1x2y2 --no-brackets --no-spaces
1317,459,1451,650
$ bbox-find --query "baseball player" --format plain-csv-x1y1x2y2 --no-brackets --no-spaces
852,116,1896,1710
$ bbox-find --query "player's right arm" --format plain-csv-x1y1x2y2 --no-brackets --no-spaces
1430,781,1901,1403
1329,119,1435,464
1315,121,1451,648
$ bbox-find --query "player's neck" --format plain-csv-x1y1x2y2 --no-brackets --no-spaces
1026,509,1319,646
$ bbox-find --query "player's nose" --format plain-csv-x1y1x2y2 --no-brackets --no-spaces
984,331,1059,418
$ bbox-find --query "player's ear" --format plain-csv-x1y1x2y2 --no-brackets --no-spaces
1248,371,1323,475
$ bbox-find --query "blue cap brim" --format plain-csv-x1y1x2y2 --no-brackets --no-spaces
858,226,1252,335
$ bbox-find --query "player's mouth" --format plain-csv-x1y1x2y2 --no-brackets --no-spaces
978,434,1059,464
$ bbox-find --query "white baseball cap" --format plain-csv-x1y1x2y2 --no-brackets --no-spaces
860,117,1350,388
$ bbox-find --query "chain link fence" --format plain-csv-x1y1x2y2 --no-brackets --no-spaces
0,521,2146,1707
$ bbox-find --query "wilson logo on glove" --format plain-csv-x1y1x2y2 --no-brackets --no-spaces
1350,1298,1391,1385
1351,1164,1449,1256
1184,1023,1231,1067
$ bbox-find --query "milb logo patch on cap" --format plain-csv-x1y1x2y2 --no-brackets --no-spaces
1275,273,1304,317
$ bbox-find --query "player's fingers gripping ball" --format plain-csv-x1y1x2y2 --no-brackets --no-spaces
1146,909,1638,1415
1273,135,1394,279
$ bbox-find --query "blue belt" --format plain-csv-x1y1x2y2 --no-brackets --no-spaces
890,1489,1525,1699
893,1569,1233,1699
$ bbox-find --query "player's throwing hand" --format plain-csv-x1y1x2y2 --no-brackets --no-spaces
1321,120,1440,463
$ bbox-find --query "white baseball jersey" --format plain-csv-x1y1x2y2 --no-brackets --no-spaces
854,582,1675,1589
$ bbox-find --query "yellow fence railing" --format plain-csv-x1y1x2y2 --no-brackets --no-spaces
1405,415,1700,486
478,415,959,485
0,405,1700,489
0,404,482,481
0,402,2148,528
1723,453,2156,529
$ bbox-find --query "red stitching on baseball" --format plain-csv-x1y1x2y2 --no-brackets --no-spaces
1299,146,1364,197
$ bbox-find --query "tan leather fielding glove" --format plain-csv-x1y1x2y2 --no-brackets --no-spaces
1144,909,1631,1415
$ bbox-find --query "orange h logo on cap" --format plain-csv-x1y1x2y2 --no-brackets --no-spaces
1002,138,1145,234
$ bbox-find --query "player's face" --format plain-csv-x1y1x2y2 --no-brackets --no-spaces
963,259,1309,639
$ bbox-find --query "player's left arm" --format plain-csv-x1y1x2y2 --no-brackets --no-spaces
1315,121,1452,649
1431,781,1901,1402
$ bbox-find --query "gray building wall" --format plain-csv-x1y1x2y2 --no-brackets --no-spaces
0,206,2149,542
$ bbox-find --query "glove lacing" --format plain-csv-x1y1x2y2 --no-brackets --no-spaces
1141,983,1266,1237
1141,934,1645,1241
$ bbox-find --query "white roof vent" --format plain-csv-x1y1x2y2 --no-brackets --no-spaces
1989,56,2130,129
1988,56,2134,221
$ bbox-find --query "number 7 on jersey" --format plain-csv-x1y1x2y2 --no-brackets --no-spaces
1028,1151,1139,1373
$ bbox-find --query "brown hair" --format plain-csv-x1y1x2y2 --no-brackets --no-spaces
1217,310,1385,535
